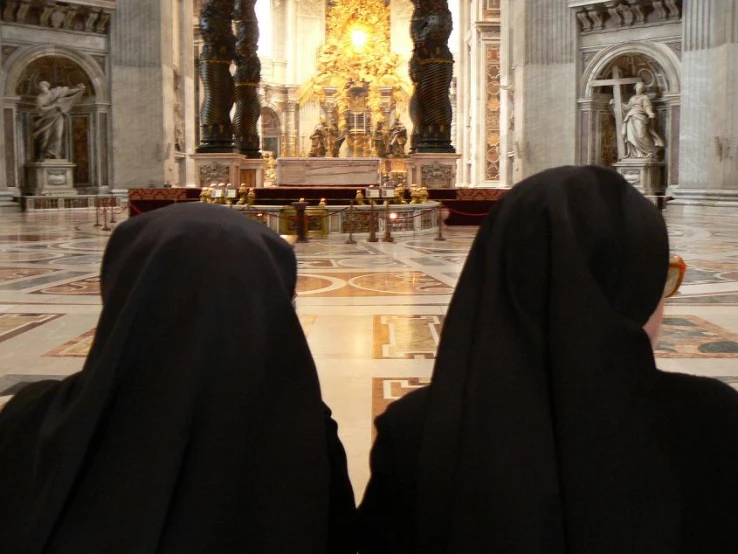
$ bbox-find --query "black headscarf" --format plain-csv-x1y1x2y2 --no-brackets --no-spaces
0,203,335,553
418,166,681,552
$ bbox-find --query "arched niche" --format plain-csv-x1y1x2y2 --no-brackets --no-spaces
578,42,681,187
260,106,282,157
2,45,111,192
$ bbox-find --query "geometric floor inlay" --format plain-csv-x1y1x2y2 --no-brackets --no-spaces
371,377,430,435
31,276,100,295
373,315,443,359
297,272,454,297
44,328,96,358
0,267,56,283
0,313,62,343
655,315,738,358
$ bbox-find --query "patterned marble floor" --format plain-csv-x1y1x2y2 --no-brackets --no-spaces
1,205,738,496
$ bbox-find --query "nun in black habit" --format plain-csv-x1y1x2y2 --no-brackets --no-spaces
0,203,355,553
358,166,738,553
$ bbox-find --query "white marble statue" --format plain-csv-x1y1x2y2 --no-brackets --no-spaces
621,83,664,159
32,81,86,161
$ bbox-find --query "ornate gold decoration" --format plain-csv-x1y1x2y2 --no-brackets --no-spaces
298,0,411,124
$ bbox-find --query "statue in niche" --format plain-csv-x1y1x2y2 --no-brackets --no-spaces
326,121,340,157
309,119,327,157
388,118,408,158
32,81,86,160
331,124,348,158
620,83,665,159
372,120,389,158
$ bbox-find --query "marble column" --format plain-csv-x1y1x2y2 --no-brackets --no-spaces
233,0,262,158
512,0,577,178
197,0,236,153
409,0,455,153
677,0,738,204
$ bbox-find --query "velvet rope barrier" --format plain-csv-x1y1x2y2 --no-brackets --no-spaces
443,205,490,218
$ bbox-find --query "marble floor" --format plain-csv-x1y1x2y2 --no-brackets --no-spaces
1,205,738,497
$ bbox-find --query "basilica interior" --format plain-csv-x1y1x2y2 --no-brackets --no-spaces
1,0,738,498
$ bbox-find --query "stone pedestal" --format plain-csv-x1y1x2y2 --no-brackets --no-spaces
277,158,381,186
409,153,462,189
24,161,77,196
193,153,265,188
613,158,665,195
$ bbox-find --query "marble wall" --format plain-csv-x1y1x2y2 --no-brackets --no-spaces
512,0,578,180
677,0,738,204
111,0,196,191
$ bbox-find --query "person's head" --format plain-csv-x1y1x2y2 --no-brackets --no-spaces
418,167,680,549
39,81,50,92
477,166,671,349
645,253,687,346
635,82,645,95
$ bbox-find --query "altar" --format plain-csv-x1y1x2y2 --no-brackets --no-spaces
277,157,381,186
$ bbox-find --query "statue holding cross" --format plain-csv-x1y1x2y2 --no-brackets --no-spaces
590,67,665,161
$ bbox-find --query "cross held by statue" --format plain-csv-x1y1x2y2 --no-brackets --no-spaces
588,66,642,161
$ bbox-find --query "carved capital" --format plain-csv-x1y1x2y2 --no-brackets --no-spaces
618,3,634,26
627,0,646,24
95,10,110,33
39,1,56,26
605,2,624,27
63,5,78,28
664,0,680,19
17,0,31,22
576,9,593,32
587,6,605,30
85,9,100,31
651,0,668,20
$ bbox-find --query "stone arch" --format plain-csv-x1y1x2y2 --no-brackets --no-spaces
2,44,111,191
3,45,108,102
260,106,282,156
578,41,682,187
581,41,681,98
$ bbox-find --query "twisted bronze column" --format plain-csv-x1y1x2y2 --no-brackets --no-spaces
197,0,236,153
409,0,455,153
233,0,262,158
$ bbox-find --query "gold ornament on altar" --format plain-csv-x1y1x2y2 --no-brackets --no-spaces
237,183,249,205
299,0,410,125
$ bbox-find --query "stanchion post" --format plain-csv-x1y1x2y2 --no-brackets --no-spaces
292,201,309,243
94,197,101,227
434,206,446,242
367,201,378,242
382,201,394,243
101,205,111,231
345,201,357,245
109,197,117,224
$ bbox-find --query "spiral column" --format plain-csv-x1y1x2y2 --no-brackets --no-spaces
233,0,262,158
197,0,236,153
409,0,456,153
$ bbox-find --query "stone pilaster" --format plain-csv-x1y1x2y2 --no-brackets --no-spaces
233,0,262,158
111,0,167,191
197,0,236,153
409,0,455,153
286,89,298,156
676,0,738,204
513,0,577,178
